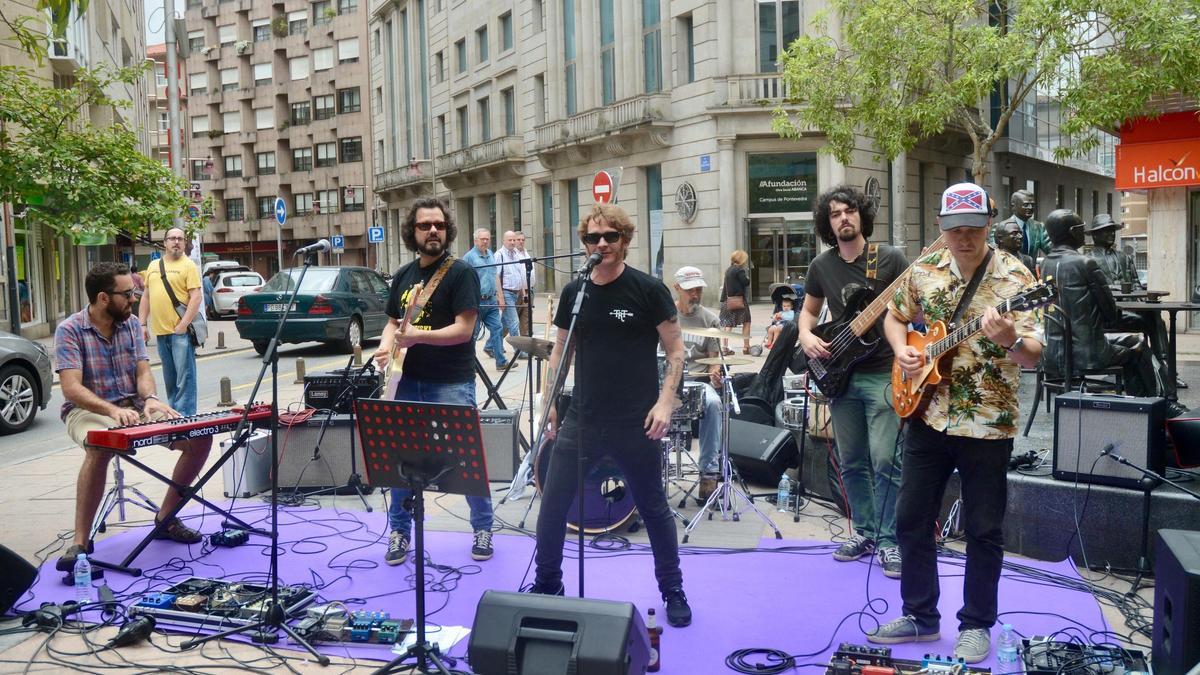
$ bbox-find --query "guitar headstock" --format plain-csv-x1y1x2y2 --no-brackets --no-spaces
1010,279,1056,311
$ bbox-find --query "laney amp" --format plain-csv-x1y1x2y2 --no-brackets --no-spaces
304,368,384,413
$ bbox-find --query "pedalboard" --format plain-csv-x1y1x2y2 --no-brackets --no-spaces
128,577,316,630
1021,637,1147,675
296,609,414,646
827,643,992,675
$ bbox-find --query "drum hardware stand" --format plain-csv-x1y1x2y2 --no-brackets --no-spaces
781,383,814,523
306,354,374,510
682,357,783,544
90,457,159,539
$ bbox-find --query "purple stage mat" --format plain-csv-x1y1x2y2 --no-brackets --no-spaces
16,502,1112,672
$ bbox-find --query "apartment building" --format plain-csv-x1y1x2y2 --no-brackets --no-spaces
183,0,376,277
370,0,1116,295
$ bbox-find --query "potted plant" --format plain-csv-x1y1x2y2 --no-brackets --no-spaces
199,44,216,56
322,7,337,20
277,120,291,131
207,128,223,138
235,39,251,54
271,16,288,38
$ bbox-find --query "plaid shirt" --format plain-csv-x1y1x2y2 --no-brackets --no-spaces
55,308,149,420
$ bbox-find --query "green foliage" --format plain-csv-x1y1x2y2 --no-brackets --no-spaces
0,0,90,63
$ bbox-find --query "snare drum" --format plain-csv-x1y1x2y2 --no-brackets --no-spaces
674,382,706,420
781,373,807,396
777,396,808,430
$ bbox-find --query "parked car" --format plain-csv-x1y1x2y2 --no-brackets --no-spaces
0,331,52,434
235,266,390,354
209,270,265,318
202,260,249,276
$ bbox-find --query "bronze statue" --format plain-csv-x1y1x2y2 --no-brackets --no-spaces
992,220,1037,276
1085,214,1141,289
995,190,1049,259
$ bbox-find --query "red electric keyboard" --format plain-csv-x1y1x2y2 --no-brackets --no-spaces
86,405,273,452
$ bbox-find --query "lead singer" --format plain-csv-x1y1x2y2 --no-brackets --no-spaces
530,203,692,628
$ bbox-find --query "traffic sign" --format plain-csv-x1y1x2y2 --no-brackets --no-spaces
187,205,200,219
331,235,345,253
150,251,161,261
368,226,385,243
274,197,287,225
592,170,613,204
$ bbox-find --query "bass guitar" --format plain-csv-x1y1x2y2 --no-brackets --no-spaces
806,237,948,399
383,281,424,399
890,280,1055,418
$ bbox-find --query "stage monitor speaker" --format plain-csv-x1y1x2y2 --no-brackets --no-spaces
1166,409,1200,468
468,590,650,675
1053,392,1166,490
480,408,520,483
728,419,798,486
304,369,384,413
274,414,372,493
0,543,36,615
1153,529,1200,675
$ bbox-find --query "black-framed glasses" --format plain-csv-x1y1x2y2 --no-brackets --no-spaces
165,235,186,242
414,221,446,232
108,288,137,299
581,231,621,245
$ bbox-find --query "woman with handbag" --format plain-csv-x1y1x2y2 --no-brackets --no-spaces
719,249,753,355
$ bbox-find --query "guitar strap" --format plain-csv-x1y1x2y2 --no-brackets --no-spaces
949,248,993,328
418,255,457,308
865,243,881,294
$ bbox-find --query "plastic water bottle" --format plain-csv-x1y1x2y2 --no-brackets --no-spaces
73,553,92,605
996,623,1020,666
776,474,791,512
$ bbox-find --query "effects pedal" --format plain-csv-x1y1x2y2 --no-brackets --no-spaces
209,528,249,548
135,593,177,609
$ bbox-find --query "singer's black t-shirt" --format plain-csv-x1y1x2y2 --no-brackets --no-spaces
386,253,480,383
554,265,675,425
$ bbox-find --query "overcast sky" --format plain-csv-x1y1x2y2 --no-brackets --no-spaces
144,1,168,46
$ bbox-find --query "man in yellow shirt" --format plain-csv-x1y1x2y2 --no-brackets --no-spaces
138,228,203,415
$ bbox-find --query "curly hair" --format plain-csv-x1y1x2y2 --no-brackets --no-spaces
814,185,876,248
400,196,456,252
577,203,635,248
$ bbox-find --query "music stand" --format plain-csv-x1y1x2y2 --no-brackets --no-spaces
356,397,490,675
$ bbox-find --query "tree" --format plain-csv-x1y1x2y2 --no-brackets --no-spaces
0,0,90,63
0,64,192,241
772,0,1200,185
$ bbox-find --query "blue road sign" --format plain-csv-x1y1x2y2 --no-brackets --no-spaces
700,155,711,172
274,197,287,225
331,235,345,253
150,251,161,261
368,226,385,243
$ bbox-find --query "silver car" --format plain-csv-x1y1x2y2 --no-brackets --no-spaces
0,330,52,434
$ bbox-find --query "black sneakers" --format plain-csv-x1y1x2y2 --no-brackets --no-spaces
833,534,875,562
878,546,902,579
385,530,409,566
662,588,692,627
471,530,494,561
525,580,565,596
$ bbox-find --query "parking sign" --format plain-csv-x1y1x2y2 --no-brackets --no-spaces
368,226,385,243
331,235,345,253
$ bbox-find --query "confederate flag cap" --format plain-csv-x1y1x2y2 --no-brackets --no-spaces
938,182,991,230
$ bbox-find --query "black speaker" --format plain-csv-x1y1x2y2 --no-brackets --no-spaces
304,369,385,413
480,408,520,483
275,414,371,492
468,590,651,675
1166,409,1200,468
728,419,798,486
0,543,37,615
1053,392,1166,490
1153,529,1200,675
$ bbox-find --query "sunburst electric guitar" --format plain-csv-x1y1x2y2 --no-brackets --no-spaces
890,280,1055,418
383,282,424,399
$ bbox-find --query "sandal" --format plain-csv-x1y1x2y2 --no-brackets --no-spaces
153,517,203,544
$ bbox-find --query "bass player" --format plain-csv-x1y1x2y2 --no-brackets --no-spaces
798,185,908,578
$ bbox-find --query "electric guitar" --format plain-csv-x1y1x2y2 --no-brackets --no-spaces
806,237,948,399
383,281,424,399
890,280,1055,418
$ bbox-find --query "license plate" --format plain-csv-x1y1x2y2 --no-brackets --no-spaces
264,303,297,312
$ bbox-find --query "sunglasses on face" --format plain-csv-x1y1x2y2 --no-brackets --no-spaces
581,231,622,245
108,288,137,299
414,221,446,232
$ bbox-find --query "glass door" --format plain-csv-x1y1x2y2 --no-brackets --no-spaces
749,218,816,298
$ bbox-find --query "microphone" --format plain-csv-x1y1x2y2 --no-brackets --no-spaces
1100,443,1116,457
294,239,331,256
580,252,603,274
107,615,156,648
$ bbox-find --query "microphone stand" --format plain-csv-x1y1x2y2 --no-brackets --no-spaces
307,354,374,510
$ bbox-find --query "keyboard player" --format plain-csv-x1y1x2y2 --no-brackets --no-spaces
54,262,211,572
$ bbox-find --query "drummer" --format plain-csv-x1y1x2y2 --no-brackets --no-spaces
672,266,724,500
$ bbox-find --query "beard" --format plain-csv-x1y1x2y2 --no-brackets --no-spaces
836,225,859,242
418,237,445,256
107,302,132,322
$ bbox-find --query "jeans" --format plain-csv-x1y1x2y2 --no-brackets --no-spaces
697,383,721,474
534,416,683,594
896,419,1011,632
386,378,494,534
828,370,903,548
474,298,506,363
156,332,197,416
501,289,523,338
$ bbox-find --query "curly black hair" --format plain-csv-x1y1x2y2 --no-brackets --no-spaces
814,184,876,248
400,196,457,253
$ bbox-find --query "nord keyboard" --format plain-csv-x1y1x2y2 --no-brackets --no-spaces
87,405,272,451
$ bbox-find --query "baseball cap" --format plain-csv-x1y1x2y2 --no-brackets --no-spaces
674,266,706,289
938,182,991,230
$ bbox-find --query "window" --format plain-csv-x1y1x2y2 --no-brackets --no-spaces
222,110,241,133
1056,184,1064,209
218,24,236,45
534,74,546,125
288,10,307,34
534,0,545,32
478,96,491,142
158,112,169,131
315,142,337,167
313,47,333,71
455,39,466,74
314,94,335,120
563,0,576,115
642,0,661,92
187,29,205,52
290,101,311,125
315,189,338,213
191,114,209,137
253,62,272,85
757,0,800,73
256,151,276,175
337,87,361,113
289,55,309,80
224,155,243,178
258,196,275,218
683,14,695,83
313,0,332,24
500,11,513,51
254,107,274,130
343,186,364,212
476,25,488,63
502,87,515,135
339,137,363,162
337,38,359,63
600,0,615,104
1075,187,1084,212
435,51,445,82
189,71,207,95
225,198,245,221
373,28,380,55
437,114,447,154
457,105,468,149
252,19,271,42
191,159,209,180
1092,190,1099,218
293,147,313,171
295,193,313,215
219,67,238,91
338,0,358,13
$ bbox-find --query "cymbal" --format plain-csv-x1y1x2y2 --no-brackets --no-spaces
694,356,753,366
505,335,554,360
682,326,730,340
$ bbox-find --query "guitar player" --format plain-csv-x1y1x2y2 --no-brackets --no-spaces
871,183,1043,664
798,185,909,579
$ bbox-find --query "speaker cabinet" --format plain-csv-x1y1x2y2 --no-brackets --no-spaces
0,543,36,615
480,408,520,483
468,590,651,675
728,419,798,486
1153,529,1200,675
1166,409,1200,468
274,414,371,492
1053,392,1166,490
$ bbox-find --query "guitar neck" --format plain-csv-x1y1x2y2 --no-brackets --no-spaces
846,237,948,336
926,296,1022,359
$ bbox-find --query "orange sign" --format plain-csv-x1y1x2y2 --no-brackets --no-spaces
1115,138,1200,190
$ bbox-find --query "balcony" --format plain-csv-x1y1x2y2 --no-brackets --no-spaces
201,4,219,18
435,136,525,189
375,160,434,196
532,93,672,168
715,74,793,108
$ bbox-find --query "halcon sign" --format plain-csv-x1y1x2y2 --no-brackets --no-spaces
1115,139,1200,190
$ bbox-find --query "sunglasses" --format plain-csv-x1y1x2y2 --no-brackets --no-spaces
581,231,622,245
108,288,137,299
414,221,446,232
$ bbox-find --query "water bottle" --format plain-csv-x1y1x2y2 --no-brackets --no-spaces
73,553,92,605
996,623,1020,666
776,474,791,512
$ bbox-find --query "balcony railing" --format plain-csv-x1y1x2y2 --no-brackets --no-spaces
376,160,434,192
721,74,792,107
435,136,523,175
534,93,670,150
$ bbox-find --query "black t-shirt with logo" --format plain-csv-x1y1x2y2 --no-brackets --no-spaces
554,266,675,425
386,253,480,383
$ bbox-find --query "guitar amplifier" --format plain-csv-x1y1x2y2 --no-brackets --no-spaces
276,414,372,493
480,408,521,483
304,369,384,413
1053,392,1167,490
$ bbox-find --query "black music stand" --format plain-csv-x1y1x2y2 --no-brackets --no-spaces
356,397,490,675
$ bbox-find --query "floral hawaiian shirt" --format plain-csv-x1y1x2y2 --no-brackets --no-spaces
889,248,1044,439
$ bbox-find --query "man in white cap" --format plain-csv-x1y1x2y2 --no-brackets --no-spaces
871,183,1044,664
672,266,724,499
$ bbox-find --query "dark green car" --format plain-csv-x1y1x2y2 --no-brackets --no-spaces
235,266,390,354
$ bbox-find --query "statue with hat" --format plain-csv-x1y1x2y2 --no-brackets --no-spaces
1084,213,1141,289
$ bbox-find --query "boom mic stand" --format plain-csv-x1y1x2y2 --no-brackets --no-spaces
307,354,374,510
181,252,329,664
